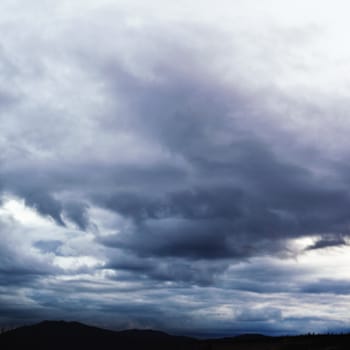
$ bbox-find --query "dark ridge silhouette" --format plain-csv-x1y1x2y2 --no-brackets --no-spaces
2,321,350,349
0,320,200,350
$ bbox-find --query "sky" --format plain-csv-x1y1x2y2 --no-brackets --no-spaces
2,0,350,337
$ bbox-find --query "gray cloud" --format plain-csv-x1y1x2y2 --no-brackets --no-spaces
1,10,349,260
34,240,63,254
302,279,350,295
305,235,347,251
1,0,350,337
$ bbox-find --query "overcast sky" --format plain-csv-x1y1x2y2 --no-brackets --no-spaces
2,0,350,336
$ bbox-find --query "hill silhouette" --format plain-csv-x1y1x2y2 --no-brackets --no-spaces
2,320,350,349
0,320,200,350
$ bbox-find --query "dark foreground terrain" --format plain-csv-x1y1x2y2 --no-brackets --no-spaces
1,321,350,350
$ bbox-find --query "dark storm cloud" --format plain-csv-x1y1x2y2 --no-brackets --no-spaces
0,244,57,287
0,304,45,323
75,37,350,264
105,251,228,286
221,260,305,294
2,20,350,263
97,144,350,263
1,23,348,280
305,235,347,251
62,201,90,230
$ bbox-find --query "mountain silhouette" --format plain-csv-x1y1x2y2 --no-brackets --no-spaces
2,320,350,349
0,320,200,350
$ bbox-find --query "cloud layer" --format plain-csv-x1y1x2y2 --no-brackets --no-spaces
2,0,350,336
